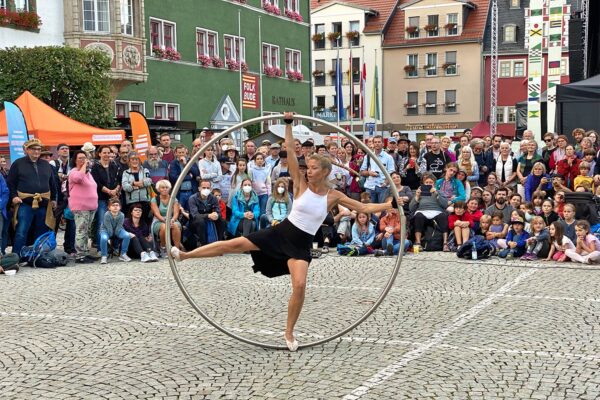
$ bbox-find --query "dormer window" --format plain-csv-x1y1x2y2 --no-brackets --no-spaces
503,24,517,43
510,0,520,9
425,15,439,37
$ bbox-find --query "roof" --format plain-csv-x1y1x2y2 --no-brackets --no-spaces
383,0,491,48
310,0,400,34
0,91,125,146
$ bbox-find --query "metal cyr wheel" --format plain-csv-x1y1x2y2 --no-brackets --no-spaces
166,114,406,350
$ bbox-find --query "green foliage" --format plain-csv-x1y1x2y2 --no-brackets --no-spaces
246,123,262,139
0,46,114,127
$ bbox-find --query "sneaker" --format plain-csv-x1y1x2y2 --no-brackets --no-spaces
506,252,514,260
528,254,538,261
520,253,532,261
374,249,385,257
119,254,132,262
100,256,108,264
149,251,159,262
140,252,150,263
160,247,167,258
386,242,394,256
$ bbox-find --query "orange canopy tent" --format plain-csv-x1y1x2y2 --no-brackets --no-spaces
0,91,124,146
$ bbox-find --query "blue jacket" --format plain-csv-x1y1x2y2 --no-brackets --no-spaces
0,174,8,220
350,222,375,246
506,229,530,249
227,189,260,236
168,159,200,193
434,177,466,203
524,174,552,202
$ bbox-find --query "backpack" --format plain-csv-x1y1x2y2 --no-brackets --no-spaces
456,235,497,260
34,249,69,269
422,221,444,251
20,231,57,267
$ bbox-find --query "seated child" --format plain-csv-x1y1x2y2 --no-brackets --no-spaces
560,203,577,243
349,211,375,252
573,161,594,192
521,216,550,261
212,188,227,220
477,214,492,237
99,198,132,264
466,198,483,233
564,220,600,264
448,201,473,247
376,207,410,256
498,216,530,259
486,211,508,247
546,220,575,262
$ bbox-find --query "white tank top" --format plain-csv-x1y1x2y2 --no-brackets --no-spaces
287,187,329,236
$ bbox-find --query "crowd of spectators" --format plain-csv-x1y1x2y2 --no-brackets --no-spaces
3,126,600,270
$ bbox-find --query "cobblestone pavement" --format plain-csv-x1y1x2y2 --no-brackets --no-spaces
2,252,600,399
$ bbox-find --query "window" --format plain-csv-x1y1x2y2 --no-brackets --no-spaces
115,101,145,118
446,13,458,35
120,0,133,35
444,90,456,113
315,96,325,109
426,53,437,76
15,0,29,11
444,51,457,75
224,35,245,62
0,0,7,9
154,102,179,120
407,54,418,77
510,0,520,9
262,43,279,69
407,92,418,115
314,59,325,86
513,60,525,77
314,23,325,49
197,28,218,59
503,25,516,43
353,94,360,117
285,0,298,12
407,16,419,38
352,57,360,83
496,107,505,123
427,15,439,37
84,0,110,33
425,91,437,114
500,61,511,77
332,22,342,48
349,20,360,46
508,106,516,123
285,48,301,72
561,57,569,76
266,0,279,7
150,18,176,49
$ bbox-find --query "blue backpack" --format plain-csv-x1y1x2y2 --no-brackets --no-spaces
20,231,57,267
456,235,497,260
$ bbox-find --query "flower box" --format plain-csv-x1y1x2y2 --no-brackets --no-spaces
285,9,303,22
425,103,437,108
264,65,283,77
404,104,417,109
404,65,416,72
445,102,456,107
327,32,341,42
198,54,211,67
345,30,359,40
241,61,249,72
311,33,324,42
153,46,180,61
405,26,418,34
442,63,456,69
313,106,324,112
262,1,281,15
226,58,240,71
211,56,224,68
287,70,303,81
0,9,42,31
328,69,337,77
312,70,324,77
424,24,438,32
422,64,433,70
444,23,457,29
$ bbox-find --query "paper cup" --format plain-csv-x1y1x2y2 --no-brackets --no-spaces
4,269,16,276
413,245,420,254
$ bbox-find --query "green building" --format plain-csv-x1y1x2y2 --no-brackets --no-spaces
116,0,311,144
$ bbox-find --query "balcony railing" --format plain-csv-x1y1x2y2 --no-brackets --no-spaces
404,104,459,116
405,25,460,39
404,65,459,78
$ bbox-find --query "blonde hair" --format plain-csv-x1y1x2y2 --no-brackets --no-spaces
308,154,332,175
156,179,172,191
530,216,546,233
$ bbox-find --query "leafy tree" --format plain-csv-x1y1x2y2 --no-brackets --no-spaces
0,46,114,127
246,123,262,139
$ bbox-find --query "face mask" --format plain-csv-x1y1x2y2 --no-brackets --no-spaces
243,185,252,194
277,187,285,194
201,189,211,197
525,212,533,222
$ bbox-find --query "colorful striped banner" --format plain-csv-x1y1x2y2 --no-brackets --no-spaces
527,0,544,141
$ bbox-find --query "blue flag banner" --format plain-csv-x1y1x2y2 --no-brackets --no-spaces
4,102,28,163
335,58,345,121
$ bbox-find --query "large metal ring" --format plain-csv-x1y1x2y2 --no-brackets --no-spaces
166,114,405,350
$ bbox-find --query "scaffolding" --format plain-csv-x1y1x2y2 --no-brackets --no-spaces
489,0,498,136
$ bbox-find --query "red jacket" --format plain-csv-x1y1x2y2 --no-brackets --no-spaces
466,210,483,223
218,199,227,220
448,212,474,229
556,156,581,189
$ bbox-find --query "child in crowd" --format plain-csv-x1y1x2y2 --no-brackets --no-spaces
212,188,227,220
477,214,492,237
541,199,560,226
574,161,594,192
466,198,483,232
520,202,534,223
582,149,596,177
546,221,575,262
522,216,550,261
487,211,508,247
564,220,600,264
531,191,546,216
560,203,577,243
498,216,530,259
377,208,410,256
349,212,375,251
448,201,473,247
511,209,530,233
99,198,132,264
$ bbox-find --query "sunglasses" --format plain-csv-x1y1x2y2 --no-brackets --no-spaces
544,139,552,142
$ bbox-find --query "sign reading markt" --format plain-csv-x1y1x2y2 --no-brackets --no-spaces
405,123,459,130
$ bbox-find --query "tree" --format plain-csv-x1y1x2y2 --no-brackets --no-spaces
0,46,114,128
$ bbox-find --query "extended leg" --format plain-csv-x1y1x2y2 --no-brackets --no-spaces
177,236,258,260
285,259,309,347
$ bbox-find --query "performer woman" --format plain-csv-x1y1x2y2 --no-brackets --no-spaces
171,112,395,351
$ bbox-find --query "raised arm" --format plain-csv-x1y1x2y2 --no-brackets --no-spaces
283,112,302,187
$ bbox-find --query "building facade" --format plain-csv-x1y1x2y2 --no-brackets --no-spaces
382,0,490,138
309,0,399,135
116,0,311,139
482,0,574,137
0,0,63,47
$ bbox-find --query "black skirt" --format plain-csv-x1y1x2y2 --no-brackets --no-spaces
246,219,313,278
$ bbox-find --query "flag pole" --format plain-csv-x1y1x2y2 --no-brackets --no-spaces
336,39,340,146
349,40,354,139
238,10,243,147
258,16,263,118
362,45,365,140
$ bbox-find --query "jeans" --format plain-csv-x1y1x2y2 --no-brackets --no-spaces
95,199,108,247
367,186,390,204
258,194,268,216
177,190,193,211
13,203,49,255
381,237,412,255
99,229,131,257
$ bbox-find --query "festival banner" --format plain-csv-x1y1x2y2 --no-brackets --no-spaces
242,73,260,109
335,57,345,122
129,111,151,162
546,0,565,132
369,64,380,121
527,0,544,140
3,101,28,163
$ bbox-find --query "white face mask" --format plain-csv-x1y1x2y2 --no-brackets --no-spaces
200,188,211,197
277,187,285,194
242,185,252,194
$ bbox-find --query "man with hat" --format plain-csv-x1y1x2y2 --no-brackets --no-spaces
300,140,314,161
386,137,401,171
265,142,281,169
7,139,58,255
